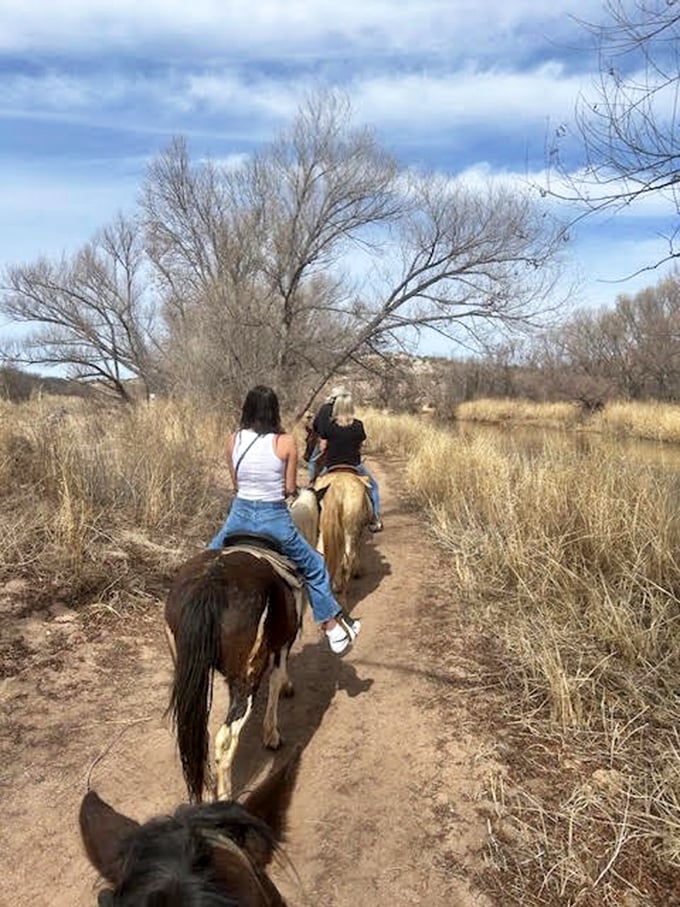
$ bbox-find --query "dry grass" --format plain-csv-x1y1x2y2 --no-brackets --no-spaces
0,396,228,609
364,408,680,904
359,408,438,457
596,399,680,444
456,397,583,428
3,396,679,899
457,396,680,447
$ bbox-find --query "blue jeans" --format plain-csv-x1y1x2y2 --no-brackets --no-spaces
319,463,381,518
208,498,340,624
356,464,381,518
307,443,322,480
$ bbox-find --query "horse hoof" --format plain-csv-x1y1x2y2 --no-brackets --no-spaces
263,730,282,750
282,681,294,698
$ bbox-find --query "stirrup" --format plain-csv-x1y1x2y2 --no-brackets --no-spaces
338,612,361,641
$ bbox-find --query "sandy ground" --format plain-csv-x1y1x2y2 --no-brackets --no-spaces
0,460,497,906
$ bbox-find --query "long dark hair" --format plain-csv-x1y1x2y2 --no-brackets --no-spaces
239,385,283,434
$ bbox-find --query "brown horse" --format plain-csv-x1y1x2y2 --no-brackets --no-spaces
314,470,372,600
79,750,300,906
164,545,303,802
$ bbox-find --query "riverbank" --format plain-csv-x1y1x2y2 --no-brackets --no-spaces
454,397,680,446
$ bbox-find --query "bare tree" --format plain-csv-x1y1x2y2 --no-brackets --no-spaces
144,89,566,414
141,94,399,406
2,93,565,409
523,269,680,401
296,173,566,416
1,216,161,402
552,0,680,269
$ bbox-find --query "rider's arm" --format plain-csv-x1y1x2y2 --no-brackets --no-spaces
278,434,298,497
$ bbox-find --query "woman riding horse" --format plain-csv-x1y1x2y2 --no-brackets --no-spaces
209,385,360,656
304,384,347,480
318,390,383,532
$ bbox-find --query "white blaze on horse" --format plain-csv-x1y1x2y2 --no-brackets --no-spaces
313,470,372,599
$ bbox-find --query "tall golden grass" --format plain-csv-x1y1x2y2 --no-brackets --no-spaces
597,399,680,443
0,397,227,601
364,408,680,903
457,395,680,445
3,394,679,898
456,397,583,428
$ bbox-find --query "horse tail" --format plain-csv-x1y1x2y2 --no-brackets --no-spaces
169,573,223,803
321,483,345,586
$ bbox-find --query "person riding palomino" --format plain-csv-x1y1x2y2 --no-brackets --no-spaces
318,389,383,533
208,385,360,656
305,384,352,479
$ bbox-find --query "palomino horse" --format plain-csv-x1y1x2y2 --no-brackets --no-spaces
164,543,304,802
313,469,372,600
289,486,328,547
79,750,300,905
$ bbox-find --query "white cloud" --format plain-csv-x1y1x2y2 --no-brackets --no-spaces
0,62,590,140
0,0,606,59
1,71,127,112
352,63,588,130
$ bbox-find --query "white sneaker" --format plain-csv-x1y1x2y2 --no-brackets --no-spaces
326,622,351,655
341,614,361,641
325,616,361,655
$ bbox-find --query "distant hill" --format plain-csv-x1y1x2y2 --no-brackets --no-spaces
0,366,95,402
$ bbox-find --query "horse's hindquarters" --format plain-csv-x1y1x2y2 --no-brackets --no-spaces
317,472,371,597
165,550,299,801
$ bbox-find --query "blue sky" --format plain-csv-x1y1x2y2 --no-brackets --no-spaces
1,0,677,358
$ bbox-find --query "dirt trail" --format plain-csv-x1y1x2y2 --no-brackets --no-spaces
0,461,496,906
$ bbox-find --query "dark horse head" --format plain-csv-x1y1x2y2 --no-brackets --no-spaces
79,751,300,906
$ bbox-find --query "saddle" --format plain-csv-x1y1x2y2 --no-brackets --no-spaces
218,534,308,619
317,465,370,489
222,532,283,555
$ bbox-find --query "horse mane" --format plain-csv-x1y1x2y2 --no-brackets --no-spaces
100,801,280,906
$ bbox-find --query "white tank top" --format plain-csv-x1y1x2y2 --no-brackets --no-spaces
233,429,286,502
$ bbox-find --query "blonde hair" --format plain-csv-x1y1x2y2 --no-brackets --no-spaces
332,392,355,427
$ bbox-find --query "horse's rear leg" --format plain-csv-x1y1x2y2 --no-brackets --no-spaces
262,648,290,750
214,605,271,799
215,687,254,800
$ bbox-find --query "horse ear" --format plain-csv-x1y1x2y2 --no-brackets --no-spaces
239,749,302,865
314,485,330,505
79,791,140,884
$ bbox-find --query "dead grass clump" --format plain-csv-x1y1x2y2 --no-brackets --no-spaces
455,395,680,448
